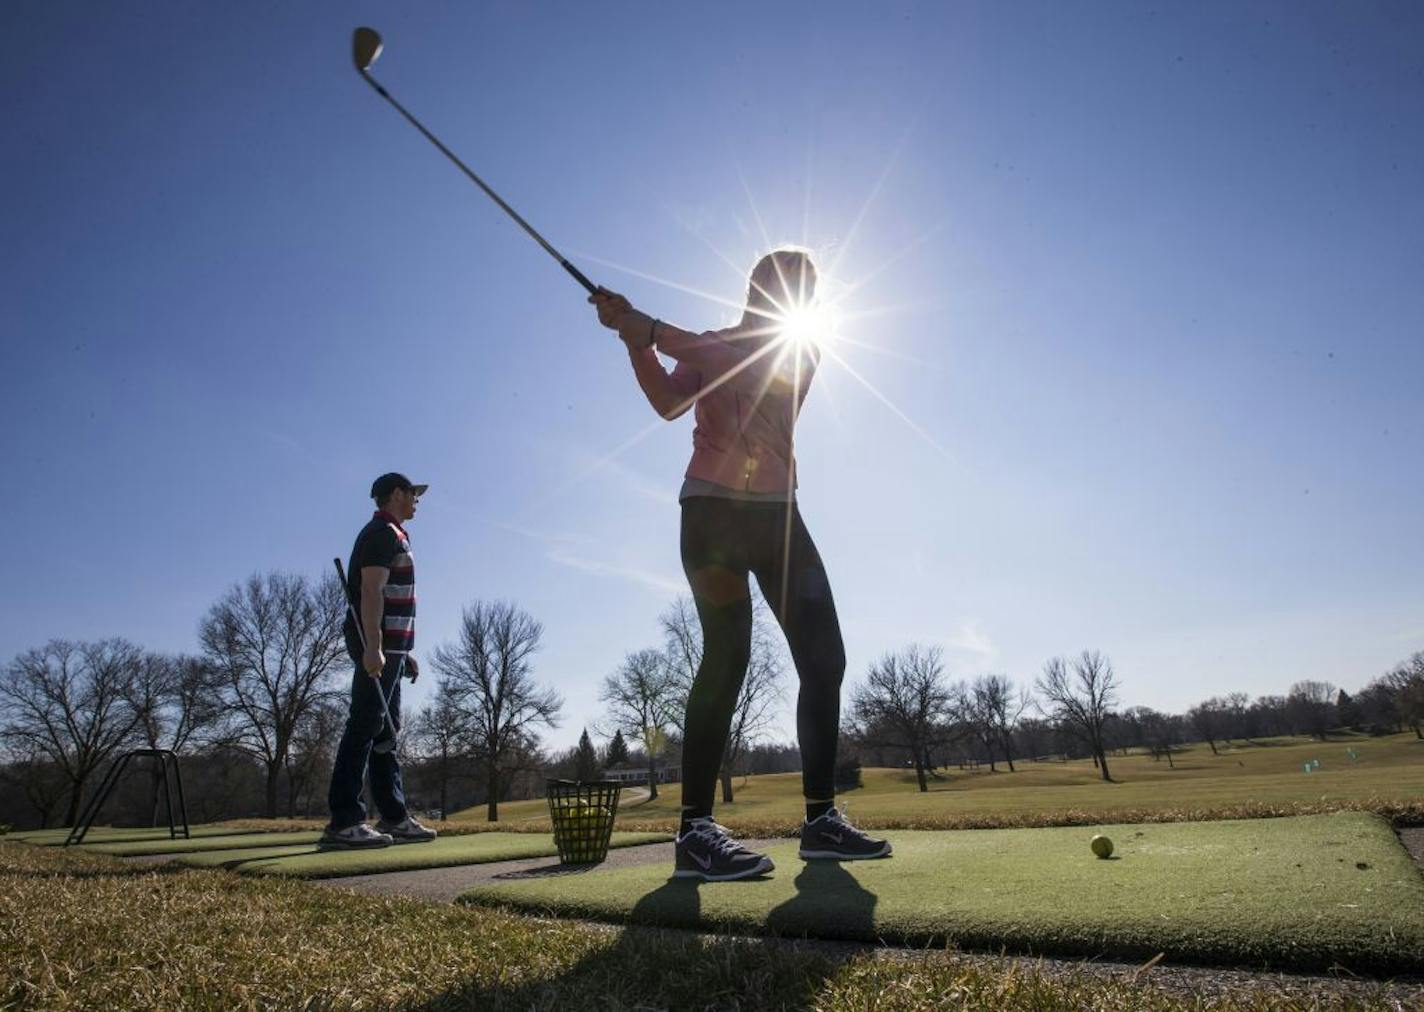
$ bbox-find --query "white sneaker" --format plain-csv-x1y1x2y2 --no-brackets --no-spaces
375,815,437,844
319,823,393,849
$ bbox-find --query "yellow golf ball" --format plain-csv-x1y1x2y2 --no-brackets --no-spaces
1090,834,1113,859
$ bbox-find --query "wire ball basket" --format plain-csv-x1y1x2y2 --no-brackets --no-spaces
546,779,622,864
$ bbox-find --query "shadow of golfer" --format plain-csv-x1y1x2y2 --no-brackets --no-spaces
629,872,705,928
409,870,858,1009
765,860,879,944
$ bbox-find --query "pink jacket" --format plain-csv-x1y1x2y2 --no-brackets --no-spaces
627,321,818,494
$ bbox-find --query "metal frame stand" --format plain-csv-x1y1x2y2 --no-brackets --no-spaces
64,748,190,846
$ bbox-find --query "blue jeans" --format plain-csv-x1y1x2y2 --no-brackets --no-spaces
326,655,408,830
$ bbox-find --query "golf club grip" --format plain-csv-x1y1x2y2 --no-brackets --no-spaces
561,260,598,294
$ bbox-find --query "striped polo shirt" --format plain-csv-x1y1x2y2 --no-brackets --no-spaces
344,510,416,657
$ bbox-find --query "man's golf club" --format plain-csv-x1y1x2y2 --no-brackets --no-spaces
351,26,599,295
333,558,401,754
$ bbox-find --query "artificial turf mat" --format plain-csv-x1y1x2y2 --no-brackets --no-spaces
167,831,672,879
80,831,322,856
460,813,1424,973
5,825,257,847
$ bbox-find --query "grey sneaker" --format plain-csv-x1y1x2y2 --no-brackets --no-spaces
375,815,437,844
319,822,393,849
674,818,774,881
799,808,892,860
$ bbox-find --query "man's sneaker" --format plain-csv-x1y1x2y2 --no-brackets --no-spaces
674,818,774,881
375,815,438,844
799,808,892,860
319,823,393,849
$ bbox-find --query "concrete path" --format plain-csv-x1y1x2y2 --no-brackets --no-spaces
1400,826,1424,865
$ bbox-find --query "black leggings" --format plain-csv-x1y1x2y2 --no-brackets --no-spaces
679,496,846,813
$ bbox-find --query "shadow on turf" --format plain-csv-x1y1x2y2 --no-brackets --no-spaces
215,848,323,872
415,862,882,1008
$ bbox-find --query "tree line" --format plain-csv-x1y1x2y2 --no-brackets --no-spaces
842,645,1424,790
2,566,1421,828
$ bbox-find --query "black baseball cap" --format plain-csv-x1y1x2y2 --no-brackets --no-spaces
370,472,429,500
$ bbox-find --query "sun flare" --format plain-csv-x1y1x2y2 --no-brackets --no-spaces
776,300,840,351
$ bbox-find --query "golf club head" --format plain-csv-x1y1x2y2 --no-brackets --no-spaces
352,27,383,72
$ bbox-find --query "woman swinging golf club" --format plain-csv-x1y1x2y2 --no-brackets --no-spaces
592,248,892,881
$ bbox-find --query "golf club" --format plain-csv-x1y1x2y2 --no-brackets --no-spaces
333,557,401,754
350,26,599,294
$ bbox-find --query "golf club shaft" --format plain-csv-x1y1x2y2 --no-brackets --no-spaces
357,72,598,294
333,558,399,737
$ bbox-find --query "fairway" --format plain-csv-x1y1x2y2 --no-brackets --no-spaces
461,812,1424,974
457,734,1424,833
165,831,672,879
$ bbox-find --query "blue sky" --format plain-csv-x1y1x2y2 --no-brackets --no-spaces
3,2,1421,751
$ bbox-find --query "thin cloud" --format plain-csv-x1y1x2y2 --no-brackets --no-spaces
544,546,684,595
944,619,998,664
570,450,677,507
496,519,683,595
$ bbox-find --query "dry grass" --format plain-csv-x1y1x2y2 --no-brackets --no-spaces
2,842,1419,1011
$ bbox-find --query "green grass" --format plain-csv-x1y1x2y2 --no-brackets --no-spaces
462,812,1424,974
455,733,1424,836
2,841,1416,1011
164,830,671,878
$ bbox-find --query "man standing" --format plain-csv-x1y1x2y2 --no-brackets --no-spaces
321,472,438,848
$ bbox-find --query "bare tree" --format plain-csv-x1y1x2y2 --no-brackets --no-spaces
1221,691,1251,741
1354,678,1401,734
1127,706,1182,767
660,597,703,710
285,696,345,818
0,639,147,826
200,572,348,818
960,674,1031,773
432,601,562,822
1188,697,1229,754
1037,650,1118,782
600,648,678,801
849,644,954,792
1248,694,1290,738
410,676,468,817
659,595,787,802
1384,652,1424,738
123,652,222,825
1285,680,1338,741
954,680,998,770
0,744,71,828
